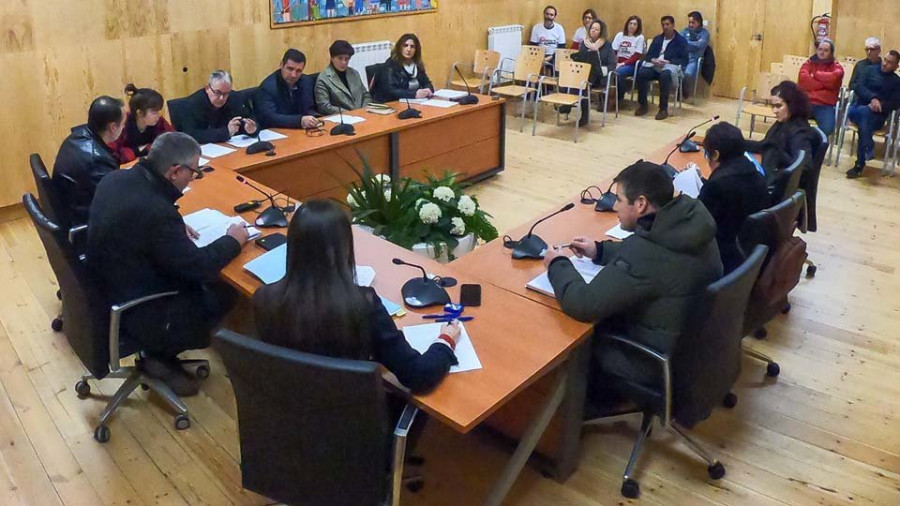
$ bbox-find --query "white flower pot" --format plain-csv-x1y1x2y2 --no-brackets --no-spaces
411,233,476,263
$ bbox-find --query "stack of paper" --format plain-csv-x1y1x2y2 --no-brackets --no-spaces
433,89,469,99
323,114,366,125
526,256,603,297
606,224,634,240
673,166,704,198
226,130,289,148
243,243,376,288
402,322,482,373
183,208,260,248
421,99,459,109
379,296,405,317
200,144,236,159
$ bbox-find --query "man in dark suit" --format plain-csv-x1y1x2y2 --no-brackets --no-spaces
635,15,689,120
180,70,258,144
52,96,126,226
87,132,249,395
846,50,900,179
256,49,320,129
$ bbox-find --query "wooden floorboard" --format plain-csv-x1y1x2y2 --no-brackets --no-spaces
1,96,899,505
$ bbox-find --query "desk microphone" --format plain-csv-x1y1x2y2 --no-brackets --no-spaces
330,107,355,136
244,101,276,155
235,175,289,227
450,64,479,105
391,258,450,308
398,98,422,120
679,115,719,153
509,203,575,259
661,133,697,178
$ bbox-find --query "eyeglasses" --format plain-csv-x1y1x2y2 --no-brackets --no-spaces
866,47,881,51
178,164,206,180
305,126,325,137
208,87,231,98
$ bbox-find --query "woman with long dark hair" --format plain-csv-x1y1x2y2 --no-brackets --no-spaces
252,199,459,393
111,84,175,162
612,15,645,102
371,33,435,103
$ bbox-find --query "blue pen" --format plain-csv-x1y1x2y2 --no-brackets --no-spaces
435,316,474,323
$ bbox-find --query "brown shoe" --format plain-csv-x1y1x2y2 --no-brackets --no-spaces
655,109,669,120
140,356,200,397
635,104,649,116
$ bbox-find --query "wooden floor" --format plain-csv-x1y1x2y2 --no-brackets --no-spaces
2,96,899,505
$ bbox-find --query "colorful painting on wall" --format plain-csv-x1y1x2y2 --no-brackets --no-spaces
271,0,437,27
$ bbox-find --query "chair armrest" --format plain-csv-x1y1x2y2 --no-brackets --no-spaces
108,291,179,371
599,333,673,426
68,224,87,245
393,403,419,438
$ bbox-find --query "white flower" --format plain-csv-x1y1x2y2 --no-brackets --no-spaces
347,191,362,207
373,173,391,185
416,198,428,207
457,195,477,216
450,217,466,236
419,202,442,224
383,189,392,202
433,186,455,202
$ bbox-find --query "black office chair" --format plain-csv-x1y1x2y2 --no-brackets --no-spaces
214,329,418,506
366,63,388,101
583,245,768,499
24,193,209,443
30,153,71,331
799,127,828,278
167,96,191,132
738,190,808,377
768,149,805,206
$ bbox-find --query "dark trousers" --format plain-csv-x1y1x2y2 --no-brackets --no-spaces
848,104,887,166
124,282,237,359
636,66,675,110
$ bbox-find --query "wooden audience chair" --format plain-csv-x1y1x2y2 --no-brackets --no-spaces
782,54,807,81
447,49,501,94
489,46,545,131
589,70,620,127
541,48,577,89
736,72,789,137
532,60,592,143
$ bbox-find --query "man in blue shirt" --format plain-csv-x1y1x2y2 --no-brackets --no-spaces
635,15,689,121
846,50,900,179
680,11,709,100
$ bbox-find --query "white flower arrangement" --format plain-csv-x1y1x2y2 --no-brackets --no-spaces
383,189,392,202
373,173,391,185
457,195,477,216
419,202,442,224
450,217,466,236
432,186,455,202
347,191,366,207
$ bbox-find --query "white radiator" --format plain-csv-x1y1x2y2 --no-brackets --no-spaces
488,24,525,75
350,40,393,90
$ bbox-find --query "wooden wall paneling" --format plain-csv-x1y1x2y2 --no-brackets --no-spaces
0,1,35,54
760,0,815,78
832,0,887,59
712,0,765,98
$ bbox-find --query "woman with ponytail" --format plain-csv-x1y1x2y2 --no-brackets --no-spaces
112,84,175,162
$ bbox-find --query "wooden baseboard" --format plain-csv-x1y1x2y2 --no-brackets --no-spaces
0,202,26,224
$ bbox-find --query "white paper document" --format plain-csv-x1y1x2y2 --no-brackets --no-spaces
673,165,704,198
183,208,260,248
200,143,236,159
322,114,366,125
402,322,482,374
606,224,634,240
243,244,376,287
420,99,459,108
433,89,469,99
226,129,289,148
402,98,428,104
526,256,603,297
199,157,210,166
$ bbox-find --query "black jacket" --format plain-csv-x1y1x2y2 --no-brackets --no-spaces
698,156,768,274
371,58,434,103
180,88,252,144
853,64,900,112
253,285,457,394
576,40,616,86
644,32,689,68
745,117,816,184
255,70,317,129
52,125,119,226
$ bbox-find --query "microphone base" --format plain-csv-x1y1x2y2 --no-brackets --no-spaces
595,191,617,212
401,278,451,308
512,235,548,260
398,109,422,120
246,141,275,155
451,95,479,105
679,140,701,153
661,164,678,179
330,124,355,136
255,206,289,228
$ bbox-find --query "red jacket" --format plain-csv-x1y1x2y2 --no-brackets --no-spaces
110,114,175,163
798,59,844,106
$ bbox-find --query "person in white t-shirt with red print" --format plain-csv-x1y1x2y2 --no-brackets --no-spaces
612,15,646,102
530,5,566,65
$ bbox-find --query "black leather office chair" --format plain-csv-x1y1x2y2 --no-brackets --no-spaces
167,96,191,132
583,245,768,499
366,63,388,100
24,193,208,443
768,150,805,206
213,329,418,506
30,153,71,331
738,190,807,376
799,127,827,278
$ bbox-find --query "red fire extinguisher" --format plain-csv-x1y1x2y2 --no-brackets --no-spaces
811,13,831,45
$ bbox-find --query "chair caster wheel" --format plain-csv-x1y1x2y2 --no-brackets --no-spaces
753,327,767,339
723,392,738,408
174,414,190,430
75,380,91,398
94,425,110,443
621,478,640,498
195,365,210,379
781,302,792,314
51,318,63,332
806,265,817,278
767,362,781,377
708,462,726,480
405,478,424,493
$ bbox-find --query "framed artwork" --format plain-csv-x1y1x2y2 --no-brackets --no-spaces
271,0,437,27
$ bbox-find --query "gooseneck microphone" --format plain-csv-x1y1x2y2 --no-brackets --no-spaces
235,175,288,228
661,133,697,178
392,258,450,308
244,101,276,155
450,64,479,105
679,115,720,153
398,98,422,120
510,203,576,259
330,107,355,136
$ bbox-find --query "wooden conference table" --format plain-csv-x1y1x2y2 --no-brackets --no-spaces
210,93,506,203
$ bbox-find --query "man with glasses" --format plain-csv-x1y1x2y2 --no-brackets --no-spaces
88,132,249,396
849,38,882,92
181,70,258,144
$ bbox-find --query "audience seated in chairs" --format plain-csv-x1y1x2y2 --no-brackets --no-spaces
697,122,769,274
571,9,598,49
612,16,645,103
845,49,900,179
572,19,617,127
635,15,688,120
680,11,709,100
111,84,175,163
849,37,882,92
52,96,125,226
798,39,844,137
745,81,817,186
370,34,435,103
179,70,258,144
530,5,567,66
255,49,319,130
